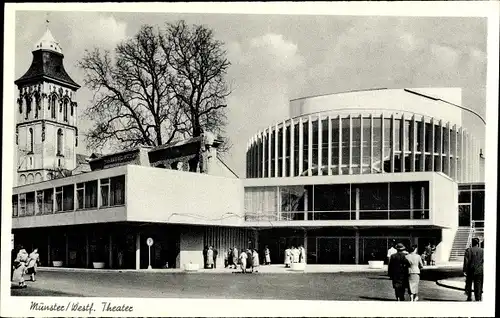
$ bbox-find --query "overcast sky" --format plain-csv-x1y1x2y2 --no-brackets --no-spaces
14,11,487,176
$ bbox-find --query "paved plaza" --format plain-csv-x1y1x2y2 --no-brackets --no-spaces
11,266,465,301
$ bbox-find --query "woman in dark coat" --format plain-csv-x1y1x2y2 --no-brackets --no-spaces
388,243,410,301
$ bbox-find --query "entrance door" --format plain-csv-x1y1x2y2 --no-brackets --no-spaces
459,204,471,227
340,238,356,264
317,238,340,264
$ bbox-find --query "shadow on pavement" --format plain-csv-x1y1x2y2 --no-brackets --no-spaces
11,287,81,297
358,296,393,301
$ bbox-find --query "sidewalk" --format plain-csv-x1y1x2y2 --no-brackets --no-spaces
437,277,469,291
38,262,461,274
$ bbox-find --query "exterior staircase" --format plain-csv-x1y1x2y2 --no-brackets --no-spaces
449,226,472,262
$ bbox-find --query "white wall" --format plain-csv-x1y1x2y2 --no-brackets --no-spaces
289,88,463,127
179,228,204,268
126,165,244,226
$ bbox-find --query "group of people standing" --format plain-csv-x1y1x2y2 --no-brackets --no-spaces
11,246,40,288
284,245,306,267
222,246,262,273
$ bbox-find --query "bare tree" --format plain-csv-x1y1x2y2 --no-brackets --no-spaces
79,21,232,170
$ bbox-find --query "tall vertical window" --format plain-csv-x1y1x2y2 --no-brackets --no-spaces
331,118,339,174
43,188,54,214
55,187,63,212
62,185,74,211
26,192,35,216
12,195,18,217
383,118,392,172
77,183,85,209
394,119,401,152
36,191,43,215
312,120,319,175
285,125,291,177
293,123,300,177
110,175,126,205
85,180,98,208
362,117,371,173
63,100,68,122
57,129,63,156
100,179,110,207
19,194,26,216
29,128,34,153
302,121,309,176
277,127,283,177
351,117,361,174
341,117,350,174
50,95,56,119
416,121,423,152
321,119,329,174
372,118,382,173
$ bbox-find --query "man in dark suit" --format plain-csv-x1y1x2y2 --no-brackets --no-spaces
388,243,410,301
463,238,484,301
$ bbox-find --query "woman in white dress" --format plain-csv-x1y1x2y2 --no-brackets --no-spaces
239,250,248,273
284,247,291,268
299,245,306,263
26,248,40,282
406,245,424,301
264,246,271,265
251,249,260,273
291,246,300,264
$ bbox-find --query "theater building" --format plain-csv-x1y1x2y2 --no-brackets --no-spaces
11,28,486,269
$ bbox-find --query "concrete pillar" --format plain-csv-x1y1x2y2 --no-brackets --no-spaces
318,115,322,176
85,233,89,268
109,234,113,269
47,235,51,265
135,232,141,270
303,229,308,263
355,230,360,265
65,233,69,266
327,116,332,175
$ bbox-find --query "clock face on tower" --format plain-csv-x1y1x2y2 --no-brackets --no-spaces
15,27,80,186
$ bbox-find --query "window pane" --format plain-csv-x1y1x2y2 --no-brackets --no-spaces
390,182,411,211
341,118,350,174
63,185,74,211
264,134,269,177
110,175,125,205
321,119,328,173
280,186,308,220
416,121,423,152
270,129,276,177
471,190,484,220
394,119,401,151
277,127,283,177
77,189,84,209
425,123,433,152
331,118,340,173
352,117,361,174
302,121,308,176
373,118,382,173
362,118,371,173
434,124,441,153
101,184,109,207
12,195,18,217
383,118,392,172
313,184,351,220
312,120,319,176
26,192,35,216
293,123,300,176
405,120,411,151
43,188,53,214
359,183,388,210
85,180,98,208
285,125,290,177
36,191,43,215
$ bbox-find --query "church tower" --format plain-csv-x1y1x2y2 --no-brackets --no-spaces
15,26,80,186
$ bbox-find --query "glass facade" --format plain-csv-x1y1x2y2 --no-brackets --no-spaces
244,181,430,221
246,113,481,183
12,175,126,217
457,183,485,226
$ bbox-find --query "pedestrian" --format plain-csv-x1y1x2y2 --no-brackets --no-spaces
284,246,291,268
246,249,253,271
264,246,271,265
213,247,218,269
206,246,214,269
388,243,410,301
203,246,208,269
291,246,300,264
463,238,484,301
232,247,239,269
480,239,484,249
387,240,397,264
430,244,436,265
12,246,29,288
224,249,230,268
405,245,424,301
239,249,248,273
425,243,432,265
11,245,20,281
299,245,306,263
26,248,40,282
251,249,260,273
117,250,124,269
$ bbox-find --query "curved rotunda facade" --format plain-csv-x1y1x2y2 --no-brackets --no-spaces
246,88,484,184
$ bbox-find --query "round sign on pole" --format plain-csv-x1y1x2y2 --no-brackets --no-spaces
147,237,154,246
